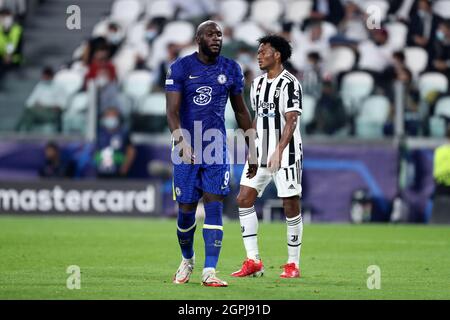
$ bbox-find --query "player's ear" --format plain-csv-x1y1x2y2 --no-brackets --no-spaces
274,51,281,62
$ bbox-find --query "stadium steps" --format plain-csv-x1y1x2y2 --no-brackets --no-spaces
0,0,114,133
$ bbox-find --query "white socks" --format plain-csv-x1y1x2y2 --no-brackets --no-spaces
286,214,303,267
238,207,260,261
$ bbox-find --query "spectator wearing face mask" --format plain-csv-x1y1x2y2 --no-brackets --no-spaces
432,19,450,80
95,107,136,178
407,0,441,63
85,47,124,113
0,9,23,80
105,22,124,58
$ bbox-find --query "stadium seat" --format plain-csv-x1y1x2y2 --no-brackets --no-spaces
53,69,84,103
385,22,408,50
322,21,338,39
126,21,146,46
418,73,449,101
122,70,154,105
62,92,89,134
133,93,168,133
146,0,175,19
433,0,450,19
434,96,450,118
355,95,390,138
250,0,283,27
361,0,390,22
92,18,110,37
325,47,356,75
404,47,428,79
220,0,249,26
300,94,316,127
233,22,265,46
285,0,313,24
160,21,195,45
111,0,143,28
340,71,375,115
429,116,446,137
112,46,139,81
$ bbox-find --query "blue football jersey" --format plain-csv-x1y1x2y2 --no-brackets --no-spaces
165,52,244,162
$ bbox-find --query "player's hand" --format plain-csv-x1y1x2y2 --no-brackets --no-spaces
268,147,282,173
179,141,195,164
246,163,258,179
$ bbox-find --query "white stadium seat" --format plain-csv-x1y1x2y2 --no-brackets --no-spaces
63,92,89,134
53,69,84,101
404,47,428,79
146,0,175,19
385,22,408,50
160,21,195,45
340,71,375,114
300,94,316,127
122,70,154,103
325,47,356,75
250,0,283,27
111,0,143,28
429,116,447,137
418,72,449,100
433,0,450,19
220,0,249,26
138,93,166,115
233,22,265,47
434,96,450,118
285,0,313,24
356,95,390,138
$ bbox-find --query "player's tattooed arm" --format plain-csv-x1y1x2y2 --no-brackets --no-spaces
230,94,258,178
166,91,195,164
268,111,298,172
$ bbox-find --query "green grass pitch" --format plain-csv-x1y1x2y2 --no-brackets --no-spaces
0,215,449,300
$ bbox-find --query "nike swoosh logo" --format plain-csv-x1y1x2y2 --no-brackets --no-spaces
189,75,200,79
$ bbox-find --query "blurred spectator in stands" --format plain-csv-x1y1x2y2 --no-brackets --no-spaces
307,79,347,135
432,19,450,80
292,19,330,71
311,0,345,26
407,0,441,63
85,46,123,113
39,141,75,178
16,66,65,132
0,9,23,79
383,52,421,136
431,125,450,223
170,0,218,24
335,0,368,43
301,52,323,99
0,0,26,22
155,42,180,90
95,107,136,178
105,21,125,58
358,28,397,93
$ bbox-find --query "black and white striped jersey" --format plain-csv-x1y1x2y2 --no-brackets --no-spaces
250,69,303,168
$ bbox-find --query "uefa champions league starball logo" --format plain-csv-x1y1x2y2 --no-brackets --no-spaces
217,74,227,84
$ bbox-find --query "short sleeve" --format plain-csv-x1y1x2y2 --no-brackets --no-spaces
165,59,184,92
230,62,244,96
283,80,302,115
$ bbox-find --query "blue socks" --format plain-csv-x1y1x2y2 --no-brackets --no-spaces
203,201,224,269
177,209,196,260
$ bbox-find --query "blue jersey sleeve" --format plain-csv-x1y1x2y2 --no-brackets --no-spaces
230,62,244,96
165,59,184,92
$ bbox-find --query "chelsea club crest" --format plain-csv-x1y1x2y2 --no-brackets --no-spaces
217,74,227,84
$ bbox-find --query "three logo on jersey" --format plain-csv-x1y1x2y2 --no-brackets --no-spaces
192,74,227,106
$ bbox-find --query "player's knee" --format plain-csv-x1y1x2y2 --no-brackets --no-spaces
283,197,300,216
236,193,254,208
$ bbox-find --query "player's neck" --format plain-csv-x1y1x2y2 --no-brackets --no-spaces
267,65,284,80
196,51,218,65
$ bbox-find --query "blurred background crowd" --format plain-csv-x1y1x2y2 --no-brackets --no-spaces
1,0,449,139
